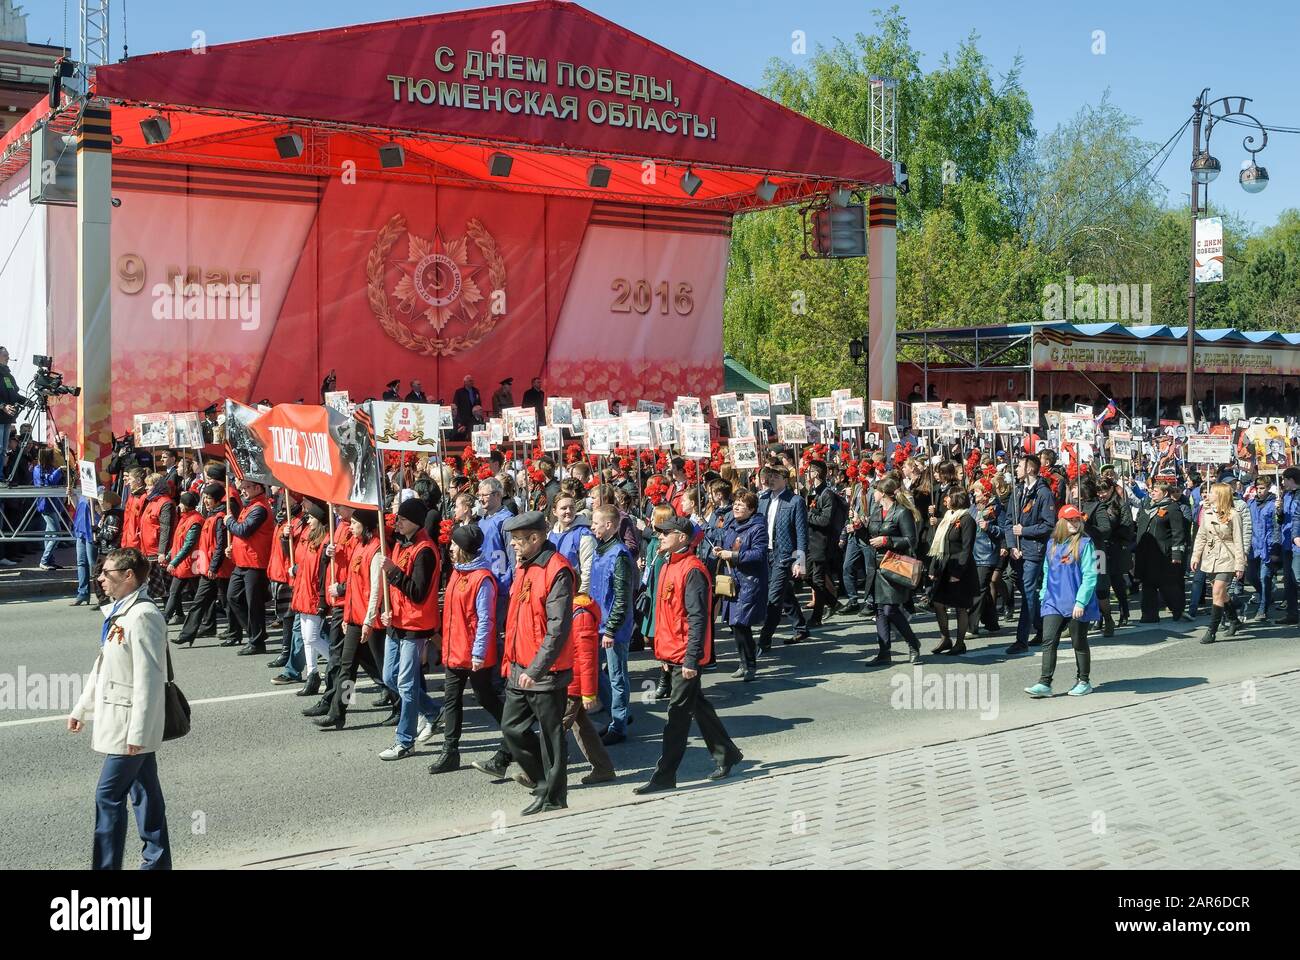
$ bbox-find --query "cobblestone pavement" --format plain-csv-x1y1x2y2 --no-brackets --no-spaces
277,669,1300,870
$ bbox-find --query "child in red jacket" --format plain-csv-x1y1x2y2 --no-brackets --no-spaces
566,594,616,784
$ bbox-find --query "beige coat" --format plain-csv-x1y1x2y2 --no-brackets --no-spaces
71,588,168,755
1191,510,1245,575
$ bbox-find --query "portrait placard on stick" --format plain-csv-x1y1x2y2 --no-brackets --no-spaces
134,412,175,448
730,439,759,470
777,415,808,445
711,393,740,420
171,412,204,449
871,400,895,426
583,399,610,421
840,398,865,428
471,430,492,458
547,397,574,428
540,426,563,453
744,393,771,420
675,396,704,423
682,422,712,459
769,383,793,407
79,460,99,499
811,397,835,422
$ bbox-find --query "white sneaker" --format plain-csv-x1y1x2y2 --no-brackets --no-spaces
379,743,412,761
415,716,438,745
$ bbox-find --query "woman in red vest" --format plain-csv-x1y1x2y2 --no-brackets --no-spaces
302,505,355,720
118,469,147,550
291,499,331,698
634,514,742,795
429,523,506,774
137,472,176,603
161,491,203,624
223,479,275,655
175,483,234,646
312,508,386,730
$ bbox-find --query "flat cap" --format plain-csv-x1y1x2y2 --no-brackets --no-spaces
502,509,547,534
653,514,695,536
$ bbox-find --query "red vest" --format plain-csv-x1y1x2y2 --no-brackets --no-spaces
441,566,499,670
504,551,574,673
567,596,602,698
169,512,205,579
387,530,441,632
120,490,146,549
291,535,326,616
325,523,353,609
652,550,712,666
343,537,383,629
267,516,302,584
139,495,174,558
230,495,274,569
195,511,235,579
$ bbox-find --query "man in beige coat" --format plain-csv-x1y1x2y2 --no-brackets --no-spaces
68,547,172,869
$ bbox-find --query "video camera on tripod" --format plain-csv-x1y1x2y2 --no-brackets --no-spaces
27,355,81,404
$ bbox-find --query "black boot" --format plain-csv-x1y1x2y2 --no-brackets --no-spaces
868,644,890,665
301,697,330,717
297,672,322,697
1199,606,1223,644
653,670,672,700
428,750,460,774
1102,613,1115,637
1223,598,1242,638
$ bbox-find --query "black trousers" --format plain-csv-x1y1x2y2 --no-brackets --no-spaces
319,609,347,701
501,685,568,806
323,622,384,721
1039,614,1091,684
227,566,269,649
1140,558,1185,620
269,581,294,653
807,555,838,621
971,564,1000,630
178,576,225,642
647,666,740,786
758,561,806,649
162,576,196,622
442,665,506,752
732,623,757,672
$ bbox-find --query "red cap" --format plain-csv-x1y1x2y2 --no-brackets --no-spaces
1058,504,1084,521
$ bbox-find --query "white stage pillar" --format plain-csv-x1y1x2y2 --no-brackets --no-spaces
868,194,897,405
76,103,113,475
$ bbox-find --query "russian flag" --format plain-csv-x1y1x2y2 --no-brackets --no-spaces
1094,400,1118,428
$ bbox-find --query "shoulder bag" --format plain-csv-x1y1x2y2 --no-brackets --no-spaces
162,647,191,741
714,558,738,599
879,550,924,589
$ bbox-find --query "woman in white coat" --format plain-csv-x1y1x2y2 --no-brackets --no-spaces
68,547,173,870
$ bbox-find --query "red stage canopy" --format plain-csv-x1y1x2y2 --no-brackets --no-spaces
87,0,892,211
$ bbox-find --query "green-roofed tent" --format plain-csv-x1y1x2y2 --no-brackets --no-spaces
724,354,769,395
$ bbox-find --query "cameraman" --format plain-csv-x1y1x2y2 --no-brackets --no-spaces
0,346,23,475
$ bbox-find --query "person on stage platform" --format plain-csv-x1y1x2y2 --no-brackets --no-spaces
175,484,232,646
377,497,442,761
0,345,22,465
497,510,575,815
223,478,274,655
452,375,482,433
382,379,402,401
161,492,203,625
1024,505,1099,698
522,376,546,424
404,380,429,404
69,547,172,870
634,514,742,795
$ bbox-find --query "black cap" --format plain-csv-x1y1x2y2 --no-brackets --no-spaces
654,514,695,536
396,497,428,526
502,510,547,534
304,499,328,523
387,379,401,389
450,523,484,556
500,377,513,386
352,508,379,531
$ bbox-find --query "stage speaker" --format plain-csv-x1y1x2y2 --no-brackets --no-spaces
379,144,405,168
755,177,777,203
679,168,702,196
587,163,611,188
811,204,866,258
488,152,513,177
29,125,78,206
139,115,171,144
275,134,304,159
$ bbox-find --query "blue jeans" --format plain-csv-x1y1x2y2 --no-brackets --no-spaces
1188,568,1208,615
841,537,866,603
1013,555,1044,646
598,641,631,734
93,752,171,870
382,631,439,749
1284,551,1300,620
40,511,59,565
280,614,305,681
1250,557,1273,616
75,538,97,600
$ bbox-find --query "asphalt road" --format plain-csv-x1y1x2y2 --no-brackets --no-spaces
1,592,1296,869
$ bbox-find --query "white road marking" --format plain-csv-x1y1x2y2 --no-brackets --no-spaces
0,687,303,729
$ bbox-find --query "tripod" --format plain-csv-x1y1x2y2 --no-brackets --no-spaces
5,386,66,486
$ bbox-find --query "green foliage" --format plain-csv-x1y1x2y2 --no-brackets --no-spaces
724,6,1300,395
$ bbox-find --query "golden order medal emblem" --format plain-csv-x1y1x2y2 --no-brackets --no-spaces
367,213,508,356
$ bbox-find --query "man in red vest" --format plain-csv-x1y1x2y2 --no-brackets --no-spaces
500,510,574,816
223,478,274,655
175,483,232,646
634,514,743,795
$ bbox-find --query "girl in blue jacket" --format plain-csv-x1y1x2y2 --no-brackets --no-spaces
1025,504,1100,698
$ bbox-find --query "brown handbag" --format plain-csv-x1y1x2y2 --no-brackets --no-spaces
714,559,738,599
879,550,923,589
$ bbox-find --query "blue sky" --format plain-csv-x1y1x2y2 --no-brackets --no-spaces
26,0,1300,230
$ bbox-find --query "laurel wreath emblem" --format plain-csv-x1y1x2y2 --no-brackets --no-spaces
367,213,508,356
375,403,435,446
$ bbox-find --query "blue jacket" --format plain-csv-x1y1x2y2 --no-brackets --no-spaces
590,537,634,644
1249,493,1280,560
73,495,95,541
1039,536,1100,622
970,502,1003,567
756,487,808,567
548,518,592,569
718,512,769,626
1282,490,1300,552
1003,478,1057,562
32,464,65,515
477,507,516,588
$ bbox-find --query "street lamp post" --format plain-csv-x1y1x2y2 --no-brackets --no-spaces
1186,89,1270,408
848,335,867,398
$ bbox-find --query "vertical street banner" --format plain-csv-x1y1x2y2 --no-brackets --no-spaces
1195,217,1224,283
